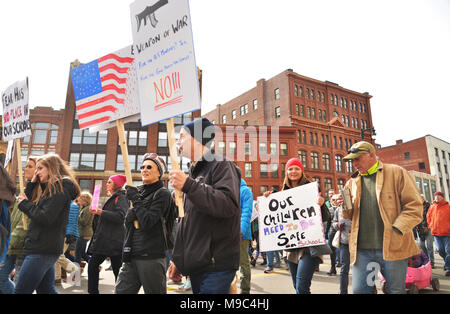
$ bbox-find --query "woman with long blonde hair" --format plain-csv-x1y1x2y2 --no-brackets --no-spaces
15,154,80,294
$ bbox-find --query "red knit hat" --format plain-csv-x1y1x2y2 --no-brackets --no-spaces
109,175,127,188
285,158,304,172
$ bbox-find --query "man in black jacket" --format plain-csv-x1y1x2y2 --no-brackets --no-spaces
115,153,174,294
169,117,241,294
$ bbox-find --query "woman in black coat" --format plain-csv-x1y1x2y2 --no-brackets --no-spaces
87,175,128,294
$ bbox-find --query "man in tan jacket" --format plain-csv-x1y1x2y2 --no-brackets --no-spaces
341,141,422,294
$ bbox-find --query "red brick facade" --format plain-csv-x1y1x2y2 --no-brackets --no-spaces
203,69,375,196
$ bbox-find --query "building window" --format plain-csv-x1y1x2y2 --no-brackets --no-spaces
335,155,343,172
245,163,252,177
280,143,288,156
270,164,278,178
158,132,168,147
275,106,281,118
311,108,316,120
310,132,314,145
71,152,106,171
404,152,410,160
260,185,268,196
346,160,354,173
322,153,330,171
307,107,311,119
229,142,237,156
296,104,300,116
302,131,307,144
337,179,345,191
232,110,236,120
298,150,308,168
270,142,277,155
260,163,268,178
222,114,227,124
299,86,304,97
324,178,332,193
294,84,298,97
244,142,251,155
253,99,258,110
419,162,426,170
274,88,280,100
297,130,302,144
301,105,305,117
311,152,319,169
240,104,248,116
259,142,267,156
218,141,226,155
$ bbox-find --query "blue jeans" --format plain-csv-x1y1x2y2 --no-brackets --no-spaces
287,253,321,294
266,250,281,268
0,255,18,294
419,230,435,265
14,254,59,294
190,270,236,294
434,236,450,271
352,249,408,294
74,237,90,265
339,244,350,294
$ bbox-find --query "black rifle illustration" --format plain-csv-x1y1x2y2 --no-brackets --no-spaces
136,0,169,31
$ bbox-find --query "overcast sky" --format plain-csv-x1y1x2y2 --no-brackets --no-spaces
1,0,449,147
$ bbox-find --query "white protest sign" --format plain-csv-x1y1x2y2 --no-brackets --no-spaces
1,78,31,141
257,182,326,252
130,0,201,126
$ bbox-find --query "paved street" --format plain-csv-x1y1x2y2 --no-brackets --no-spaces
56,252,449,295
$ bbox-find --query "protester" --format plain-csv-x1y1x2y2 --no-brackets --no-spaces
115,153,176,294
408,250,429,268
324,189,335,240
427,191,450,276
326,193,341,276
416,194,434,268
330,193,352,294
341,141,422,294
265,157,330,294
239,179,253,294
14,154,80,294
54,199,80,284
87,175,128,294
250,219,266,267
0,162,17,293
74,192,93,275
168,117,241,294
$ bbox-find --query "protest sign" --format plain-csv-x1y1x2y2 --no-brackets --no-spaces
251,201,258,222
90,184,102,212
130,0,200,126
257,182,326,252
71,46,139,131
2,79,31,142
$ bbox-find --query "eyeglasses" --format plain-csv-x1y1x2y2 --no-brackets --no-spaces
347,147,369,154
140,165,153,170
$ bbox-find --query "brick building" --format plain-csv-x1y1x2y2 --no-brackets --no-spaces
377,135,450,201
203,69,376,195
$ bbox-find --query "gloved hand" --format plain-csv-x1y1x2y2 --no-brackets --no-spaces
125,185,140,203
125,208,138,225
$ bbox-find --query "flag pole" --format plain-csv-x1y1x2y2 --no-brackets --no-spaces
116,119,139,229
166,118,184,217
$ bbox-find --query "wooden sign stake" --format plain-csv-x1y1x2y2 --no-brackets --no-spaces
15,138,28,230
116,119,139,229
166,118,184,217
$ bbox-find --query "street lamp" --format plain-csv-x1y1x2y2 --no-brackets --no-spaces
360,127,376,141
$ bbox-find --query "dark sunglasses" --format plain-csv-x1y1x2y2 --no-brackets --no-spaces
140,165,153,170
347,147,369,154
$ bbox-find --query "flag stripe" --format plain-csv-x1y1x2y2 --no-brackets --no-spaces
77,94,125,111
79,116,111,129
99,63,129,74
77,105,118,120
98,53,134,64
101,73,127,84
102,83,126,94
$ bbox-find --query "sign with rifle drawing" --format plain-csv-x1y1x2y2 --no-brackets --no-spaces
130,0,201,126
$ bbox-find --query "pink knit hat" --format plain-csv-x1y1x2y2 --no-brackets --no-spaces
285,158,304,172
109,175,127,188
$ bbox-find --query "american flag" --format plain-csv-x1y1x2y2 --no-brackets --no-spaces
71,51,135,129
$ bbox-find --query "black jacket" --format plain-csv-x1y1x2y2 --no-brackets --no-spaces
18,178,78,255
88,190,128,257
123,180,173,260
172,152,241,276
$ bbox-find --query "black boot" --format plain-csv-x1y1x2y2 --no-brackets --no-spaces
327,265,337,276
